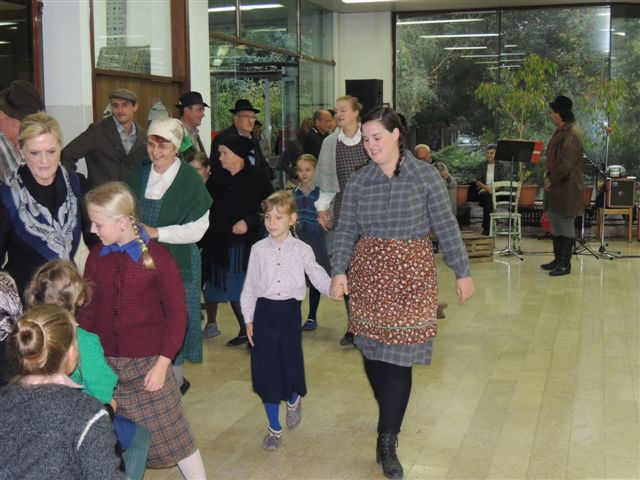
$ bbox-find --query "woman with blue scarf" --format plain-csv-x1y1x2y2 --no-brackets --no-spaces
0,112,82,299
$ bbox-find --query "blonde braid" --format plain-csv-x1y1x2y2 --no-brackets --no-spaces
130,216,156,270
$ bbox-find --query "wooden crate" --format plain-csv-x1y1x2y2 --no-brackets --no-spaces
461,231,494,262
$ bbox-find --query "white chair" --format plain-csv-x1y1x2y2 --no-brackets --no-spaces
489,180,522,250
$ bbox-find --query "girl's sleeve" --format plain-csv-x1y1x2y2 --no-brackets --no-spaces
240,245,260,323
302,244,331,296
74,329,118,404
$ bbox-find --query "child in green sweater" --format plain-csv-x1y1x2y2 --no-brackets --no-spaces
25,259,150,480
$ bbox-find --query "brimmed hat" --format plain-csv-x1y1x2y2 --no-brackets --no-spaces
0,80,44,120
148,117,184,150
220,135,255,160
549,95,573,115
176,91,209,109
229,99,260,114
108,88,138,104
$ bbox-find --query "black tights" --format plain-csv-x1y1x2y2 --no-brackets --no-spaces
307,286,321,320
363,357,412,434
206,301,246,335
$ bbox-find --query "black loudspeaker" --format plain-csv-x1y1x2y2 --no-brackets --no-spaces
606,177,637,207
345,79,383,116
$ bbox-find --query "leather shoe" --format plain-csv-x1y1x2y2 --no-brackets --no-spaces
226,335,248,347
180,378,191,396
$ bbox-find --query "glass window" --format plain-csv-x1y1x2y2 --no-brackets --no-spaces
240,0,297,51
301,0,333,60
299,59,334,120
0,2,34,89
208,0,237,37
93,0,172,76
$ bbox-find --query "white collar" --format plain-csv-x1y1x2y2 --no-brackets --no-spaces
337,125,362,146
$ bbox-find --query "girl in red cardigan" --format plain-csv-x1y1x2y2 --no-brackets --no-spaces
79,182,206,479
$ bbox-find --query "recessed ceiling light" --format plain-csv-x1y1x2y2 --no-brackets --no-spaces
208,3,284,13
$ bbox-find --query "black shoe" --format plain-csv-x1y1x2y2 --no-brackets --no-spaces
339,331,355,346
541,236,560,270
376,433,403,479
549,236,572,277
226,335,248,347
180,378,191,396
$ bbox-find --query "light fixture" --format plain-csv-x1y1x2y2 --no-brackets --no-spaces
460,53,525,58
503,44,518,48
443,46,488,51
614,32,626,36
209,3,284,13
398,18,483,25
342,0,396,3
0,22,17,27
0,41,9,45
420,33,499,39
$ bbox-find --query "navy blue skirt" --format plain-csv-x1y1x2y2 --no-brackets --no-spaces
250,298,307,403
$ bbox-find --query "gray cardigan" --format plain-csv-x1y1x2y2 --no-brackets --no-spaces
0,383,126,480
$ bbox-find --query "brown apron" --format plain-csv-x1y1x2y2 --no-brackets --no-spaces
347,236,438,345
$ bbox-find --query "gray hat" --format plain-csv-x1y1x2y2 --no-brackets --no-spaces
108,88,138,104
0,80,45,120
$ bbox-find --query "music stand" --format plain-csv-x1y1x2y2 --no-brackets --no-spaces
494,140,539,260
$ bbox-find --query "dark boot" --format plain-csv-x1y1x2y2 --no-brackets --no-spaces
549,237,573,276
541,235,561,271
376,432,403,479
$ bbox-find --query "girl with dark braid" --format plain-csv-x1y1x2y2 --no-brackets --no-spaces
330,107,475,479
79,182,206,479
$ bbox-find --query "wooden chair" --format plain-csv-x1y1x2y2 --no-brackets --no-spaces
489,181,522,250
597,207,633,242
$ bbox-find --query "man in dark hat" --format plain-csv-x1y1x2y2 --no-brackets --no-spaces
0,80,45,181
176,90,208,163
61,88,146,191
209,99,274,181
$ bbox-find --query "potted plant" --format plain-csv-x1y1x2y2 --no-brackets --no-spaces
475,54,556,204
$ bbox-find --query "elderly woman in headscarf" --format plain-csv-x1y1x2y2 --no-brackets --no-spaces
126,117,212,394
200,135,273,347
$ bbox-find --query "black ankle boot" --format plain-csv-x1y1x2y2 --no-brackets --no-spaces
541,236,560,270
376,432,403,479
549,236,572,277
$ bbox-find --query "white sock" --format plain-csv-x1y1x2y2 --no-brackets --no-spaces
177,449,206,480
173,364,184,386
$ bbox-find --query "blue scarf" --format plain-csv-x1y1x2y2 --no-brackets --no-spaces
99,226,150,263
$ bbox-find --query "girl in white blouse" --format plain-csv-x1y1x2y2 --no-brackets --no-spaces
241,190,338,451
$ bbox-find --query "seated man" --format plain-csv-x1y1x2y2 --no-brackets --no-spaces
474,145,505,236
415,144,457,214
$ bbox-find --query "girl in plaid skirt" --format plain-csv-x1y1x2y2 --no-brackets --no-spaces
79,182,206,479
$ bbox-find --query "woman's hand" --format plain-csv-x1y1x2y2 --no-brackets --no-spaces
246,322,254,347
232,220,248,235
331,274,349,299
110,398,118,412
142,224,159,239
456,277,475,304
143,356,171,392
317,211,329,231
544,177,551,191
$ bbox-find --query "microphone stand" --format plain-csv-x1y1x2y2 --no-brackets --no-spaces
597,131,621,259
574,156,599,259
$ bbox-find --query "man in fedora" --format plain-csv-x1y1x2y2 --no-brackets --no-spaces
0,80,45,181
210,99,274,181
61,88,146,191
176,90,208,163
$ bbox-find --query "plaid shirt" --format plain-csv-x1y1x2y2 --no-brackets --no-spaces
0,130,21,181
113,116,137,154
332,152,470,279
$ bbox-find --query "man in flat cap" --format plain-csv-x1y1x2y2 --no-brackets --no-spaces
62,88,146,190
0,80,45,181
210,99,274,181
176,91,208,163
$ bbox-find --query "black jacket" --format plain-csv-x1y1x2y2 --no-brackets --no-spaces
209,125,274,181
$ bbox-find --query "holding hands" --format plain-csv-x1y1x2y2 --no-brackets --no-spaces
330,274,348,300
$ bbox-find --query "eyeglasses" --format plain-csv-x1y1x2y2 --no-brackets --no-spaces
237,114,257,121
145,141,174,152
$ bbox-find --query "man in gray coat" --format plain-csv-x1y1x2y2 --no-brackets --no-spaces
61,88,146,190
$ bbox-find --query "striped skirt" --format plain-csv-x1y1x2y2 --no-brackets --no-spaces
107,356,197,468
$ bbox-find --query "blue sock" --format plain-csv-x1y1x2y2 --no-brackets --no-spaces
263,403,281,431
288,393,299,406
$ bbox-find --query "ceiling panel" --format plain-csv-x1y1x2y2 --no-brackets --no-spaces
308,0,640,14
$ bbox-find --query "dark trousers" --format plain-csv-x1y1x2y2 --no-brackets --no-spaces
363,357,412,434
478,191,493,234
